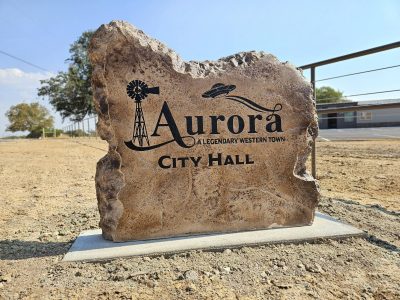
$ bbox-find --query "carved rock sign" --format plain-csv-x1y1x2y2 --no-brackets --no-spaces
89,21,320,242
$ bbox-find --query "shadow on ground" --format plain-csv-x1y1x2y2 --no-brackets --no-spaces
318,197,400,252
0,240,72,260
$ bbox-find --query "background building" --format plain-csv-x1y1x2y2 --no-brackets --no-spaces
318,99,400,129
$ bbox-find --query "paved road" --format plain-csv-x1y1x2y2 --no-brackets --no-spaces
318,126,400,141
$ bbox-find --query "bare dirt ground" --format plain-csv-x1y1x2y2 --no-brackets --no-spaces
0,138,399,299
315,140,400,212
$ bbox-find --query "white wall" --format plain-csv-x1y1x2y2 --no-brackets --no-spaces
357,108,400,123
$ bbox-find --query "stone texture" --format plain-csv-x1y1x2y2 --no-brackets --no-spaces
89,20,320,242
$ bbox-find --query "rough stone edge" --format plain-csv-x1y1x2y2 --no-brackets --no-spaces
89,20,319,241
293,82,320,221
90,22,126,241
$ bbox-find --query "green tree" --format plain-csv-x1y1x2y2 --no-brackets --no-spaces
5,102,54,138
316,86,347,104
38,31,94,121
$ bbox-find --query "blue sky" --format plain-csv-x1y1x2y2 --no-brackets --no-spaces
0,0,399,136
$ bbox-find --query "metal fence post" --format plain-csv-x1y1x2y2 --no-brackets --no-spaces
87,118,90,138
82,120,86,137
298,41,400,179
95,115,98,139
311,67,317,179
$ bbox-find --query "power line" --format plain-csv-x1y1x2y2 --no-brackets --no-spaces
342,89,400,98
317,89,400,102
316,64,400,82
0,49,49,72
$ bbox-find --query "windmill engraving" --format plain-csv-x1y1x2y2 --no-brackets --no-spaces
126,80,159,146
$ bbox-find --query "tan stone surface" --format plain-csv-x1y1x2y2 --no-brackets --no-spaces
89,20,320,242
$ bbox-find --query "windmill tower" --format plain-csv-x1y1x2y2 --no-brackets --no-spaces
126,80,159,146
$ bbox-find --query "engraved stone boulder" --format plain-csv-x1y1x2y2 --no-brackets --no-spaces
89,20,320,242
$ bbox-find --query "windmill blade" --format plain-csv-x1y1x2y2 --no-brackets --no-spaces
145,86,160,95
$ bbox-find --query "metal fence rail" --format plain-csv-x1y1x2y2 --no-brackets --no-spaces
300,41,400,178
62,116,98,138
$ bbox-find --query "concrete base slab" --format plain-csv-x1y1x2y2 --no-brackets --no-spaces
63,212,365,262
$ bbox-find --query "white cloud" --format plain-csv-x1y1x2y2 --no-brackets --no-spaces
0,68,55,87
0,68,61,137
